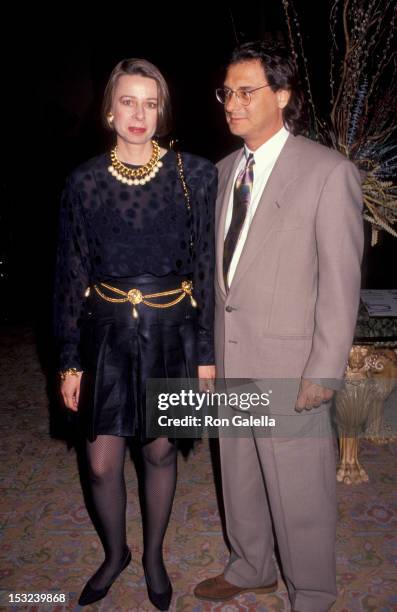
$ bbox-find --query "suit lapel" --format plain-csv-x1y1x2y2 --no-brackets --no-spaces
230,134,302,290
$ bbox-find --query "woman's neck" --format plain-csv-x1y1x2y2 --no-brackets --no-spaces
116,139,153,165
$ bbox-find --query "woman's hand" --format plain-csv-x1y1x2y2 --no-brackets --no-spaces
60,372,83,412
198,365,216,392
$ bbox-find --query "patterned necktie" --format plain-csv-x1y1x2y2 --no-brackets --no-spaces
223,153,255,290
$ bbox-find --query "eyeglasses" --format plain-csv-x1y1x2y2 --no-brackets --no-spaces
215,84,271,106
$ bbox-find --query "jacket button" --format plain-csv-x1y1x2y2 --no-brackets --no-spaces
225,306,233,312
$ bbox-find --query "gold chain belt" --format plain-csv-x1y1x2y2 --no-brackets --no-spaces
91,280,197,319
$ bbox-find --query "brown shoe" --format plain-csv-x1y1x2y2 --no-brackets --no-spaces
194,573,277,601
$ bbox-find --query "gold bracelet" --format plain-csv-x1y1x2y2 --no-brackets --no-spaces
59,368,83,381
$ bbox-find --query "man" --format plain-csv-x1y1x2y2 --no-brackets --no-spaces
194,42,363,612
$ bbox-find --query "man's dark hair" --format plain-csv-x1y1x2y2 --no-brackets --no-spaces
228,41,307,135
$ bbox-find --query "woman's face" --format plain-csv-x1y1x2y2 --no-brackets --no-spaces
111,74,159,146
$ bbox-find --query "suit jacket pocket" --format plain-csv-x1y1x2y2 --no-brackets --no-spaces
262,332,312,339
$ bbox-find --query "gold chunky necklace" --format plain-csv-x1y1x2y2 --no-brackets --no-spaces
108,140,163,185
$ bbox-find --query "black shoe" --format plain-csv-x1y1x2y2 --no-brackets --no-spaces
78,547,131,606
142,558,173,611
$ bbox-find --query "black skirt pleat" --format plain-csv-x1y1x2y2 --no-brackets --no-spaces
78,274,198,441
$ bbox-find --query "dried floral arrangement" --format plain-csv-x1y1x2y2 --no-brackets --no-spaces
282,0,397,245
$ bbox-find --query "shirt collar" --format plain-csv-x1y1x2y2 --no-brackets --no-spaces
243,125,289,170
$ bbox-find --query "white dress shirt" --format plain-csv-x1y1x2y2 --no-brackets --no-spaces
224,125,290,285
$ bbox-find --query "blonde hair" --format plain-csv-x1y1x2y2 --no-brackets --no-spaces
102,58,172,137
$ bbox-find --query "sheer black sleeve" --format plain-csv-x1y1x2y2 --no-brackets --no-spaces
190,160,217,365
53,174,92,371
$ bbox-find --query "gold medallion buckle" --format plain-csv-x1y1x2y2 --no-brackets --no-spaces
127,288,143,305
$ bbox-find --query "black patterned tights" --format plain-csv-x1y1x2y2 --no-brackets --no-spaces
85,435,177,593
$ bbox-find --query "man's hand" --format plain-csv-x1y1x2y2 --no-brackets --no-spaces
198,365,216,392
60,372,83,412
295,379,334,412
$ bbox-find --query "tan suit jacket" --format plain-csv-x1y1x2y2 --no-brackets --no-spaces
215,133,363,384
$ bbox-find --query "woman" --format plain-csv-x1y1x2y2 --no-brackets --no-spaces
54,58,216,609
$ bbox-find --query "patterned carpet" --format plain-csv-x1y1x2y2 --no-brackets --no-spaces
0,326,396,611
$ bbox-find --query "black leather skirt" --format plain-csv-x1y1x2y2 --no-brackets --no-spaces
78,274,198,441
